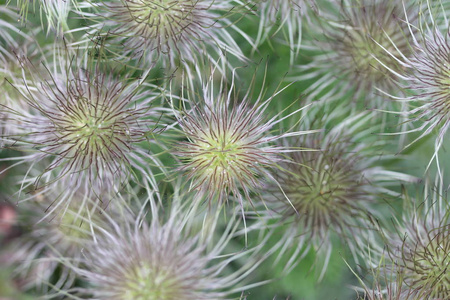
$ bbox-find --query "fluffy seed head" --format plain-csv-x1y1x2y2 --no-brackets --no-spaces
177,99,281,205
7,57,162,193
384,187,450,298
85,0,247,67
173,69,308,208
264,113,385,255
254,109,415,277
1,187,104,291
399,29,450,148
74,197,263,299
335,0,412,92
274,132,373,243
296,0,414,103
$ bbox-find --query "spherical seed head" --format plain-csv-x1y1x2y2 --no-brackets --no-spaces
274,131,373,245
81,217,228,299
299,0,414,103
335,0,412,94
176,98,280,205
399,227,450,298
92,0,245,66
405,29,450,136
20,62,157,191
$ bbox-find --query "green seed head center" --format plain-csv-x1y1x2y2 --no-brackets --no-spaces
122,266,179,300
64,98,121,148
129,0,193,32
198,136,245,170
436,65,450,94
407,238,450,294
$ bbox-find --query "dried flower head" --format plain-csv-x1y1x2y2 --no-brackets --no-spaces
173,68,310,208
1,187,107,292
255,107,416,277
70,193,266,299
294,0,415,104
382,26,450,163
79,0,250,68
2,53,165,195
380,179,450,299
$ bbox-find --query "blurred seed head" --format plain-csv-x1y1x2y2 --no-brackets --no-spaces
273,131,373,244
81,0,249,67
255,107,417,277
295,0,415,104
74,193,266,299
1,187,108,292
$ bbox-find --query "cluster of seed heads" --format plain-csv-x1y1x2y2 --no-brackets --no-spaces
1,0,450,299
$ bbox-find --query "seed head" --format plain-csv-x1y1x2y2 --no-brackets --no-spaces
294,0,415,104
173,70,309,208
73,194,265,299
5,54,163,194
256,108,416,277
80,0,249,67
382,180,450,299
2,187,106,292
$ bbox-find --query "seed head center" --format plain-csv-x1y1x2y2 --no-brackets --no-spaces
129,0,193,33
407,237,450,292
123,266,179,300
199,136,245,169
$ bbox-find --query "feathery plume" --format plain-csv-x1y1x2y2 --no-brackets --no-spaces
251,105,416,279
67,191,268,299
291,0,416,105
253,0,317,65
1,50,166,198
77,0,252,68
172,65,313,210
